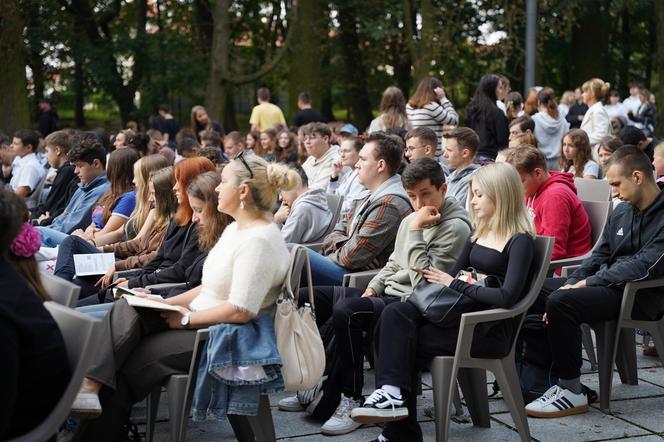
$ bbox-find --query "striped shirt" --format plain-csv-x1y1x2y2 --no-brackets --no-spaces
406,99,459,159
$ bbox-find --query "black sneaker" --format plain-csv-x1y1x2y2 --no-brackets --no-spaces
350,388,408,424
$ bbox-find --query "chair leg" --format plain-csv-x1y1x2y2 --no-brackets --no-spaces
165,376,189,442
614,328,638,385
457,368,490,427
145,387,162,442
246,395,276,442
581,324,598,370
650,321,664,367
228,415,255,442
493,358,531,442
593,321,617,412
430,357,457,442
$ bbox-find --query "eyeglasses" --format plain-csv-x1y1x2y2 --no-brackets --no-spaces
303,135,324,142
235,151,254,179
405,145,426,153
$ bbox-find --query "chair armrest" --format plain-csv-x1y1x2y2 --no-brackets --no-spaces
342,269,381,289
620,277,664,322
548,253,589,272
459,308,515,326
303,242,323,252
560,265,581,278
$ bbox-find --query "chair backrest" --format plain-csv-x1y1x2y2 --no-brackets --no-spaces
40,272,81,308
574,177,611,202
324,194,344,236
582,200,612,247
511,236,555,316
8,302,101,442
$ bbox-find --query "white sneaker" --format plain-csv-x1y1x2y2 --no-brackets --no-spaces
350,388,408,424
321,395,362,435
71,392,102,417
525,385,588,418
277,395,304,412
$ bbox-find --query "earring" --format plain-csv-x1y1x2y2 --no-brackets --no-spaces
240,200,245,210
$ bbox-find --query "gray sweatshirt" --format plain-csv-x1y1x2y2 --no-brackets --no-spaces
533,112,570,162
281,187,333,244
446,163,480,206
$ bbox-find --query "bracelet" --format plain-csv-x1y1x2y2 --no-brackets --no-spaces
330,175,339,182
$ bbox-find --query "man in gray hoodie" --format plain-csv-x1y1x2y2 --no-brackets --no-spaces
279,157,472,435
275,165,333,244
443,127,481,206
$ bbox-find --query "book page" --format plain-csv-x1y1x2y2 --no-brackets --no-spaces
73,253,116,276
113,286,164,301
122,294,182,312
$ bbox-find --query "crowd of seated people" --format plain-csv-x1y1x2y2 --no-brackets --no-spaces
2,77,663,442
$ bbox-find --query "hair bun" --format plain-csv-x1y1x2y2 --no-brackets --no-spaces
266,163,300,192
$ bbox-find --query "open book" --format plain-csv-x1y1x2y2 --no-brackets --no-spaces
73,253,115,276
118,291,182,312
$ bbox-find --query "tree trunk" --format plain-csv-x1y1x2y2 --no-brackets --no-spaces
0,0,30,134
287,0,327,117
570,1,608,87
618,5,630,93
73,54,86,127
336,0,373,130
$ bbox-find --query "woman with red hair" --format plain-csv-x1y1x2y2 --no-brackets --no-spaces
115,157,216,289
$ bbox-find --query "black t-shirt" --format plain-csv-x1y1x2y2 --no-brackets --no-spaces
0,257,71,439
293,108,325,127
151,115,180,141
38,110,60,137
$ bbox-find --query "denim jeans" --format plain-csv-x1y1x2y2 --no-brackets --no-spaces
306,248,350,286
37,226,70,248
77,303,114,320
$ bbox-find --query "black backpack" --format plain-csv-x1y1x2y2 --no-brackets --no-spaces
514,314,558,403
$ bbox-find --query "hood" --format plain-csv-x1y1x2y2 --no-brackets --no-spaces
533,112,568,134
448,163,480,183
438,197,472,230
369,174,409,203
79,173,108,192
293,187,329,211
537,171,576,196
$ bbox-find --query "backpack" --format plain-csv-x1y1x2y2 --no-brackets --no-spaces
514,314,558,403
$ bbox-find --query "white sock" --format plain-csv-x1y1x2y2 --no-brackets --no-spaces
381,384,401,398
377,434,389,442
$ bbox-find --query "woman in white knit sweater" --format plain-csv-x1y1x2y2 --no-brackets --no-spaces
72,155,300,440
580,78,611,148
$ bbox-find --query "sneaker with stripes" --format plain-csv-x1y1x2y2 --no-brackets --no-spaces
350,388,408,424
525,385,588,418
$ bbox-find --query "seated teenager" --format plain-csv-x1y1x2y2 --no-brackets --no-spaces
560,129,600,179
351,162,536,442
275,164,332,244
113,157,216,290
37,133,110,247
0,189,70,440
8,130,46,211
525,146,664,418
508,115,536,144
70,156,299,442
327,135,368,217
504,145,592,263
54,166,177,300
279,158,471,436
309,132,413,285
33,130,79,224
443,127,481,205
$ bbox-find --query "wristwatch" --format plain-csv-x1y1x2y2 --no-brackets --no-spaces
180,312,191,329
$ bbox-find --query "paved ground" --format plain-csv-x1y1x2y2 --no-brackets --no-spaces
139,340,664,442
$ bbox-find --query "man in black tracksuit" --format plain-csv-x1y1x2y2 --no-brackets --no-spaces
526,145,664,418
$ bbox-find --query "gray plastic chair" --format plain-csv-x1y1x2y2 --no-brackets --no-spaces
574,177,611,201
593,277,664,412
324,194,344,236
7,302,101,442
342,269,381,289
429,236,554,442
41,272,82,308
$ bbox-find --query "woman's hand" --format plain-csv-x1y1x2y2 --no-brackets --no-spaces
115,278,129,288
161,307,191,329
71,229,86,238
434,86,446,101
420,267,454,286
96,267,117,288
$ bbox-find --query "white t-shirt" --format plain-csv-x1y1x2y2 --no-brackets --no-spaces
568,160,600,179
10,153,46,209
302,145,340,190
188,222,290,315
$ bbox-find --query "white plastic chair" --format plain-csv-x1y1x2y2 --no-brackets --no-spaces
41,272,82,308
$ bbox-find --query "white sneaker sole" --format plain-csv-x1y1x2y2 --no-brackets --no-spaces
320,421,362,435
350,407,408,424
526,403,588,418
71,393,102,418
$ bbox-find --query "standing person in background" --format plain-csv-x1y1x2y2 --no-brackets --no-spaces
327,136,368,217
464,74,509,162
38,98,60,137
190,105,223,138
565,88,588,129
369,86,412,134
628,89,657,137
558,90,576,119
622,83,643,120
249,87,287,132
580,78,611,147
532,88,570,170
523,87,539,116
151,105,180,147
505,91,524,121
495,76,511,115
604,90,628,123
292,92,325,127
406,77,459,161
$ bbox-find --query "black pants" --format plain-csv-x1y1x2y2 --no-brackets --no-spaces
54,235,103,300
74,299,196,442
534,277,624,380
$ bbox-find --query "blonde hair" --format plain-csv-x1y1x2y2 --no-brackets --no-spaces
149,166,178,232
654,142,664,158
469,162,535,241
582,78,611,102
127,154,171,236
230,155,300,212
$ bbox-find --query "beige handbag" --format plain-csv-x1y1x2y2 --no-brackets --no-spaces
274,245,326,391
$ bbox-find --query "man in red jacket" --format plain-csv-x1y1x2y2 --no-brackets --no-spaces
505,145,592,261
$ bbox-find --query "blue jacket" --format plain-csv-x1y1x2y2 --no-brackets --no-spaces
192,315,283,419
48,173,110,233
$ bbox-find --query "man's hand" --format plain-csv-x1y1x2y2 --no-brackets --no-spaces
274,203,290,224
37,211,50,223
361,288,377,298
410,206,441,230
331,160,343,179
96,267,117,288
559,279,587,290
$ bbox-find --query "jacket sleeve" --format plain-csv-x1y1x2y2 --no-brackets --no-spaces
586,225,664,287
494,112,510,150
429,100,459,126
281,207,308,244
449,235,534,308
0,317,19,439
588,110,610,145
367,222,407,295
322,200,355,253
536,190,574,261
329,197,411,270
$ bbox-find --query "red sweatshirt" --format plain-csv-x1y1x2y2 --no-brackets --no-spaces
527,172,592,261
